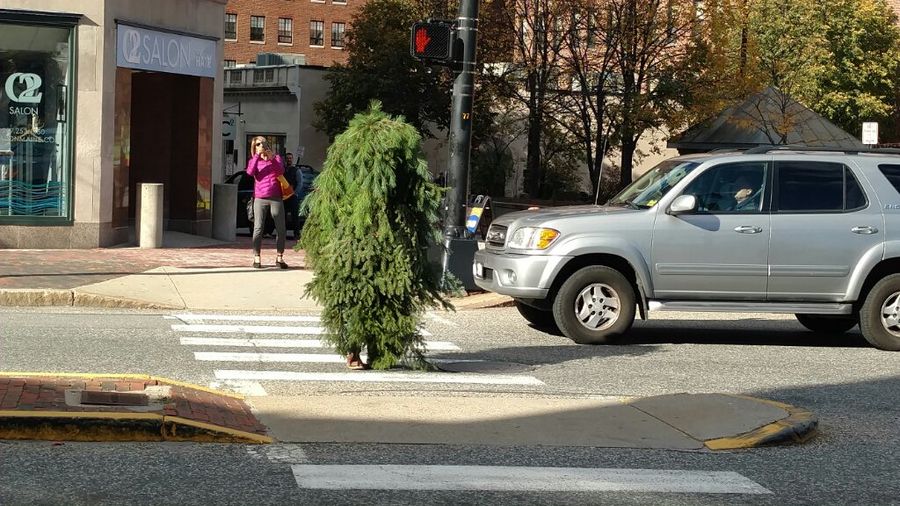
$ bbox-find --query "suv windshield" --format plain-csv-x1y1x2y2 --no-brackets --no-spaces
608,159,700,208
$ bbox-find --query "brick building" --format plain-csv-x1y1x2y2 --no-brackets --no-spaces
223,0,364,67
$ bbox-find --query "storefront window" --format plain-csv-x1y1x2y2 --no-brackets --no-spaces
0,22,73,220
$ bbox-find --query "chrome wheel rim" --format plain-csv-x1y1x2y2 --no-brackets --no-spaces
880,291,900,336
574,283,620,331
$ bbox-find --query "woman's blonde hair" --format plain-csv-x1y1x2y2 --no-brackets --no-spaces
251,136,274,159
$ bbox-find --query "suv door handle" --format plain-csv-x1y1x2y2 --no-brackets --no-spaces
851,226,879,235
734,225,762,234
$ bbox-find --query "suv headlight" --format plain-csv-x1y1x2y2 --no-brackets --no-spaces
507,227,560,250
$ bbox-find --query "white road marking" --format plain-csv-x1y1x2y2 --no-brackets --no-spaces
426,312,457,326
208,380,268,396
179,337,460,351
196,351,485,365
198,352,345,363
172,314,322,323
247,445,309,463
172,324,432,337
215,370,544,386
290,465,772,494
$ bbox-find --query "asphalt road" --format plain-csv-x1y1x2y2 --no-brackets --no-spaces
1,306,898,505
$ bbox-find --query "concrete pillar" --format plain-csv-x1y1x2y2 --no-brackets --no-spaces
212,183,237,242
139,183,164,248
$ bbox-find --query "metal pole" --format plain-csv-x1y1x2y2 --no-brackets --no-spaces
441,0,480,280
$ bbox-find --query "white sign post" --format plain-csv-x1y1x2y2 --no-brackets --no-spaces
862,122,879,146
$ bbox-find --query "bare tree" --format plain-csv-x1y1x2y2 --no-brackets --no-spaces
484,0,569,197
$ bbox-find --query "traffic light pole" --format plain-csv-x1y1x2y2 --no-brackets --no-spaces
441,0,480,286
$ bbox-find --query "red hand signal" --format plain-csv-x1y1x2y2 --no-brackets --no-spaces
415,27,431,54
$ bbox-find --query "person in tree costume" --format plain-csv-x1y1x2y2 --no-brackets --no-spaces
301,102,452,370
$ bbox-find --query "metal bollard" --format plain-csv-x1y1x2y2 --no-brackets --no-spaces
212,183,237,242
138,183,163,248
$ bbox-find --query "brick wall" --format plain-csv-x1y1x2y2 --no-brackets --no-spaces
224,0,365,67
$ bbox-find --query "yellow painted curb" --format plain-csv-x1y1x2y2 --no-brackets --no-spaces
165,416,273,444
704,395,818,450
0,372,244,399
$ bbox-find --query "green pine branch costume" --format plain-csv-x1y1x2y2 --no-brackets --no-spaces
301,102,451,369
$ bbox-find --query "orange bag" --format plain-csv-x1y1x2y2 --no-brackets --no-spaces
278,174,294,200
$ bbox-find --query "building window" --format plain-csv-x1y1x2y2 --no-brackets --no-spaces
250,16,265,42
224,59,236,68
331,22,346,48
225,13,237,40
310,20,324,46
278,18,293,44
333,0,347,4
228,70,243,84
0,22,74,220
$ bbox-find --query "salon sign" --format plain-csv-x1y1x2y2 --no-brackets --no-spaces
116,23,217,78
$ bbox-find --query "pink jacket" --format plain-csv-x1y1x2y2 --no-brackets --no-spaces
246,154,284,199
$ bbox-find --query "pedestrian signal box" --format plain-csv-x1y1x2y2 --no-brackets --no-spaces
410,21,454,63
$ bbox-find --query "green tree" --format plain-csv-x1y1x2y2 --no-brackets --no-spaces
301,103,450,369
313,0,452,140
812,0,900,140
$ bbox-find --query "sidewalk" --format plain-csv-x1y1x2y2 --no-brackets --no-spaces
0,372,816,449
0,231,512,311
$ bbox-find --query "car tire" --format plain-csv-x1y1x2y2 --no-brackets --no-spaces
515,300,557,329
859,274,900,351
795,314,857,334
552,266,636,345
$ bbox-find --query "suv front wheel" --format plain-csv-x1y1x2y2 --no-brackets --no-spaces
859,274,900,351
552,266,636,344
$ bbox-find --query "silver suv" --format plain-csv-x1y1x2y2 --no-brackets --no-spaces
473,147,900,351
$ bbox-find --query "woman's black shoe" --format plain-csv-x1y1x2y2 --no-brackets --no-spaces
276,259,289,269
253,260,261,269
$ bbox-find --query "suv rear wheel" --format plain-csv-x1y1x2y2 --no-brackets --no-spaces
515,300,557,329
552,266,636,344
859,274,900,351
795,314,857,334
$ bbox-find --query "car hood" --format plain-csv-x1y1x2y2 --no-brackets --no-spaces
492,205,637,228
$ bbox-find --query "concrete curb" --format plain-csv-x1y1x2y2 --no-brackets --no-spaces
0,373,271,444
703,395,818,450
0,289,181,310
452,292,515,310
0,411,271,444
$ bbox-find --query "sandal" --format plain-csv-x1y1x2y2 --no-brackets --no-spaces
346,352,368,370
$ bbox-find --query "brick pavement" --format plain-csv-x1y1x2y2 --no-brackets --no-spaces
0,236,305,290
0,374,271,443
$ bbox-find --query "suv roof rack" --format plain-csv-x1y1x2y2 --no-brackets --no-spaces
744,145,900,155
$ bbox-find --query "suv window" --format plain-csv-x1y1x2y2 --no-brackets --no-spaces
682,162,767,213
878,164,900,195
774,161,866,213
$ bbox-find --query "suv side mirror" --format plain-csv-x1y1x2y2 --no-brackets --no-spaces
668,194,697,215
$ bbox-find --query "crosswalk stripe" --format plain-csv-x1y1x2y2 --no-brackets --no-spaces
197,352,345,363
179,337,460,351
209,380,268,396
215,370,545,386
195,351,486,365
291,465,772,494
170,314,322,323
172,324,432,337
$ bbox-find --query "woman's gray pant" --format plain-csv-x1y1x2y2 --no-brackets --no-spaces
252,197,286,254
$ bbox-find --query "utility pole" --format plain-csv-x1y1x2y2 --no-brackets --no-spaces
440,0,480,288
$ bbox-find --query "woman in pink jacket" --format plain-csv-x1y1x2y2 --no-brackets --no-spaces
247,136,288,269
